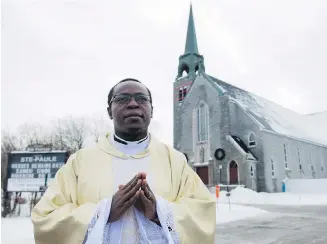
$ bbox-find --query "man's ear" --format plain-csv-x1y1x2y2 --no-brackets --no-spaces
107,106,113,120
151,106,153,118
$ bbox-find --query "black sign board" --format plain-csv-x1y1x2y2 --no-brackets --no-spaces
7,151,69,192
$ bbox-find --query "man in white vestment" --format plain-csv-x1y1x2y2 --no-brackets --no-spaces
31,78,216,244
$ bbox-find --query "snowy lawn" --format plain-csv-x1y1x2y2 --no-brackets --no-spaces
214,186,327,205
1,203,267,243
1,218,34,244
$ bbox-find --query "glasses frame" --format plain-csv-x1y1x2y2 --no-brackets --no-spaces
110,93,151,105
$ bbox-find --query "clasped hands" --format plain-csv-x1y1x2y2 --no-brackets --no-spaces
108,172,158,224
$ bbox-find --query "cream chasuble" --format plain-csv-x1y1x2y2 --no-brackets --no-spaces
31,132,216,244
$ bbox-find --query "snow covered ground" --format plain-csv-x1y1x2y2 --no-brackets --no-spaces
1,218,34,244
216,203,267,224
215,186,327,205
4,186,327,243
1,202,267,244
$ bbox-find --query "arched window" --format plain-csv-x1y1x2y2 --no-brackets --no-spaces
250,165,254,177
309,150,316,178
178,87,183,102
249,133,256,147
271,158,276,178
197,103,208,142
181,64,189,77
183,86,187,98
297,148,302,171
283,143,288,168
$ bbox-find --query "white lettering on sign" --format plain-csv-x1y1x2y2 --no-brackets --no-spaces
36,169,51,174
11,164,30,169
7,178,55,192
52,163,64,168
15,169,34,174
20,156,57,163
11,174,34,179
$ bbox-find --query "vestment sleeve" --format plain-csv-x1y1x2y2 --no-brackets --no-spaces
167,148,216,244
31,154,97,244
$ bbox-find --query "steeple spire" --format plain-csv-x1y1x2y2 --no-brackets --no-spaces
184,4,199,54
176,4,205,79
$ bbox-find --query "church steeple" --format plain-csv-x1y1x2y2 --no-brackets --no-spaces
184,4,199,54
177,4,205,79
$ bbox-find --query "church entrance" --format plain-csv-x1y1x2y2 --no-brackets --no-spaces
196,166,209,185
229,161,239,184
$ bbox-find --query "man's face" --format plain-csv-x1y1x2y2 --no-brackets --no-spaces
108,81,153,134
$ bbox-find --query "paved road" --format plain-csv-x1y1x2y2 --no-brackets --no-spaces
215,204,327,244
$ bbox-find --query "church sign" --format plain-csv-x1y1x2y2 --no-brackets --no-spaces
6,151,69,192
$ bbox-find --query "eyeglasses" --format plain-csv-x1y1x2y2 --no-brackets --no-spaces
110,93,151,105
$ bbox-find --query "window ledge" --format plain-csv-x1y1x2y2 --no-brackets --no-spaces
196,141,208,145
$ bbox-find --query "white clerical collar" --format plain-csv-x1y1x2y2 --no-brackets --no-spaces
113,134,148,145
110,133,149,156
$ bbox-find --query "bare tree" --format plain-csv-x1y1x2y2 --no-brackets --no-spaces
1,130,20,190
1,129,20,152
1,130,21,216
50,120,69,150
51,116,91,152
17,123,53,149
88,117,112,143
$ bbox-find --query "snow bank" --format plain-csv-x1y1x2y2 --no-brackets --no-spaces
215,186,327,205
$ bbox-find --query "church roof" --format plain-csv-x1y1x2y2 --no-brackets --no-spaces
205,74,327,146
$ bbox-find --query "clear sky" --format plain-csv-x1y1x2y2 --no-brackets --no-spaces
2,0,327,145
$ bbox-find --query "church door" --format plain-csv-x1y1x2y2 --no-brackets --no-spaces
229,161,239,184
196,166,209,185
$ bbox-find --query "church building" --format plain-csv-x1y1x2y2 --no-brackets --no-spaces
173,5,327,192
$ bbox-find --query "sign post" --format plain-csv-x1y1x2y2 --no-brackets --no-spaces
40,174,49,195
226,185,231,210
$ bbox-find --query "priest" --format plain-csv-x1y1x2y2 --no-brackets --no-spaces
31,78,216,244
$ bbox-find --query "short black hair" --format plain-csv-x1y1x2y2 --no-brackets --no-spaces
107,78,152,106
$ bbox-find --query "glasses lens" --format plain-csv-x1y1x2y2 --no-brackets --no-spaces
114,94,131,103
135,94,150,103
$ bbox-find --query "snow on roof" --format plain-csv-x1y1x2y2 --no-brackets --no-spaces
205,74,227,95
206,75,327,146
306,111,327,119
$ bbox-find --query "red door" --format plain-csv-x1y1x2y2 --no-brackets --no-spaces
229,161,238,184
196,166,209,185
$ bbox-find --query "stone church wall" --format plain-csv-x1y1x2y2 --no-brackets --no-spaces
262,131,327,192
